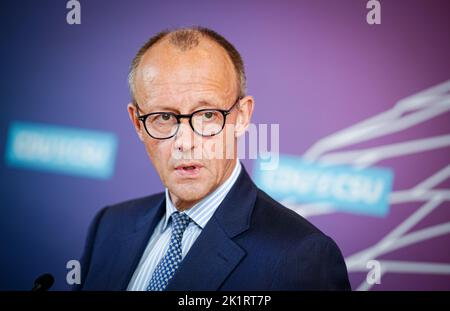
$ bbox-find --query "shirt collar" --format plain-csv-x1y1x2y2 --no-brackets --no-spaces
162,160,242,231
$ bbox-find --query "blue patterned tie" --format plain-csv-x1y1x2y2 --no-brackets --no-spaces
147,211,191,291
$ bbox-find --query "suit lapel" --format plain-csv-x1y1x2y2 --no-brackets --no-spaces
165,216,245,290
106,195,166,290
166,165,258,290
104,165,258,291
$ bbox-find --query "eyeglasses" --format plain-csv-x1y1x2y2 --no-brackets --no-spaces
136,97,241,140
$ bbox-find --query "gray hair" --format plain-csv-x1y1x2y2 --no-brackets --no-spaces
128,26,247,105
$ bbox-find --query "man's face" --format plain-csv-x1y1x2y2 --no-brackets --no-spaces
128,38,253,210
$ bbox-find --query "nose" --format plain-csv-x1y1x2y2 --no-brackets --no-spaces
173,119,196,152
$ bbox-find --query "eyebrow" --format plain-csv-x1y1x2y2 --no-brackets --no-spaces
143,100,221,114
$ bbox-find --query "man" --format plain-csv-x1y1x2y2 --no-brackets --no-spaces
76,27,351,291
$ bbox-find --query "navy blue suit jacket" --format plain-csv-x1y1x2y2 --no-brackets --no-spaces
76,166,351,290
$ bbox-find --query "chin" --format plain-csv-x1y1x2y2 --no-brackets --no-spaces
169,181,212,204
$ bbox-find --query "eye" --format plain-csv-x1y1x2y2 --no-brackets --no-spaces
161,113,172,121
204,111,214,119
199,111,220,121
149,113,174,124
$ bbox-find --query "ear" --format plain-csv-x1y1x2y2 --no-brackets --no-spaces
234,95,255,137
127,103,145,142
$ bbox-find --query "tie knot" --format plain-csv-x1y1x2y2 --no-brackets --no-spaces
171,212,191,233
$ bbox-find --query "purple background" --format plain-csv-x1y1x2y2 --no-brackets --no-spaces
1,0,449,290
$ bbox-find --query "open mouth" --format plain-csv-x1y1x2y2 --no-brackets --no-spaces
174,164,203,177
180,166,197,170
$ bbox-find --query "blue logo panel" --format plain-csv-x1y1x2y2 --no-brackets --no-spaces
5,121,118,179
253,154,394,217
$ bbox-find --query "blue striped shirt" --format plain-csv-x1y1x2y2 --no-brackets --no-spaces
127,161,242,291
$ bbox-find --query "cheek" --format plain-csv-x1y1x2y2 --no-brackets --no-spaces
144,139,172,168
201,132,235,160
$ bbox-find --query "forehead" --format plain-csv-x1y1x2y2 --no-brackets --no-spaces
134,37,237,108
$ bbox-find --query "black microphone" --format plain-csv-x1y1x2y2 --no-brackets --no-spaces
31,273,54,291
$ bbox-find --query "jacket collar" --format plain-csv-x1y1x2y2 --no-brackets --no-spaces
165,164,258,290
109,163,258,290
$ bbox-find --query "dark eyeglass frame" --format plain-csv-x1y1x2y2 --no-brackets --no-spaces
135,97,242,140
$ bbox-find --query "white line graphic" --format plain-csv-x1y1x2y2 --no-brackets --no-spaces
287,80,450,290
